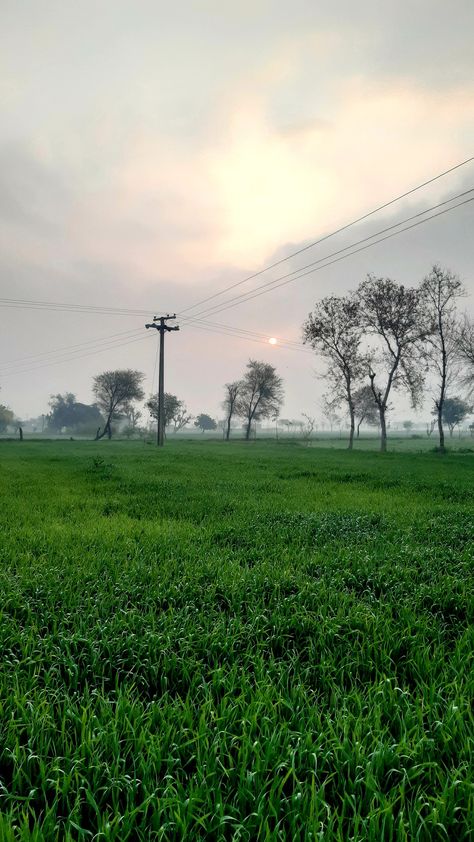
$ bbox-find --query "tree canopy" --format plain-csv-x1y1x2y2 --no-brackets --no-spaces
439,397,472,436
303,294,364,449
236,359,284,440
194,413,217,432
93,370,145,439
48,393,103,434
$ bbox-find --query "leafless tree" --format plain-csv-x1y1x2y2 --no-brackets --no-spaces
222,381,241,441
303,295,364,449
93,370,145,440
358,275,431,452
420,265,464,451
236,360,284,441
301,413,315,445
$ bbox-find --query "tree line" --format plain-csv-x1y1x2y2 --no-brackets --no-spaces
1,265,472,448
303,266,474,451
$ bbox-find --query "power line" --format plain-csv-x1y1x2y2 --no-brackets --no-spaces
0,332,153,378
187,192,474,320
0,328,144,369
179,155,474,315
179,315,307,348
179,319,313,354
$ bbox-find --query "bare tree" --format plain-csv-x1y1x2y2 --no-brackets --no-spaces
301,413,315,445
426,419,436,437
172,405,193,433
236,360,284,441
93,370,145,440
420,265,464,451
222,381,241,441
122,403,142,434
352,384,379,438
303,295,364,449
358,276,431,452
457,314,474,395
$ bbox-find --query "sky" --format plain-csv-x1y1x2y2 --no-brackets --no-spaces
0,0,473,425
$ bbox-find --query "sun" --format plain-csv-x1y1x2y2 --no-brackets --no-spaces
268,337,278,345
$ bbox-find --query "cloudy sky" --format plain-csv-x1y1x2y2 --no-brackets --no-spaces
1,0,473,424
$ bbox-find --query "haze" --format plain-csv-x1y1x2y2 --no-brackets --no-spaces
1,0,473,422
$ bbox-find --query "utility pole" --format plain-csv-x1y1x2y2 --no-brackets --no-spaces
145,315,180,446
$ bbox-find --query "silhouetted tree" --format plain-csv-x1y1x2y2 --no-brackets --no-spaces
48,393,103,434
0,404,14,433
420,265,464,451
236,360,284,440
93,370,145,440
358,275,431,452
194,413,217,432
439,396,472,437
147,393,180,428
222,381,241,441
303,295,364,449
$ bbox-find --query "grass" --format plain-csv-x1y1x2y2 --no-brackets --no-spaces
0,439,473,840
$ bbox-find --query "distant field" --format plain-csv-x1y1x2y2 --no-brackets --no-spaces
0,440,473,840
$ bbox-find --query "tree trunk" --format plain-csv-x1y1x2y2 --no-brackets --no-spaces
96,416,112,440
225,414,231,441
379,407,387,452
245,418,252,440
437,405,445,451
356,418,363,439
348,402,355,450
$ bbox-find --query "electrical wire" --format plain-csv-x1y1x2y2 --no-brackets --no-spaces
179,155,474,315
0,332,153,378
0,328,144,369
186,193,474,320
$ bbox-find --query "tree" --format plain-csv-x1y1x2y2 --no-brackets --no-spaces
439,397,472,437
236,359,284,441
420,265,464,451
194,413,217,432
301,413,315,445
222,381,241,441
0,405,14,433
48,393,103,434
279,419,294,434
426,419,436,437
303,295,364,449
146,392,192,434
457,314,474,395
358,275,431,452
402,420,414,435
147,393,181,428
122,403,142,433
352,384,379,438
92,370,145,440
172,405,193,433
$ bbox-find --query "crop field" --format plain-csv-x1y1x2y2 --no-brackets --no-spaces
0,440,473,841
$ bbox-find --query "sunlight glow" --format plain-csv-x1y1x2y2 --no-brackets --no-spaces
268,337,278,345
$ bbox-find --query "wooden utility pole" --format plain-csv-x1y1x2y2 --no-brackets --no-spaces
145,315,179,446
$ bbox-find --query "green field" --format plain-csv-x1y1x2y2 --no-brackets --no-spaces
0,440,473,840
